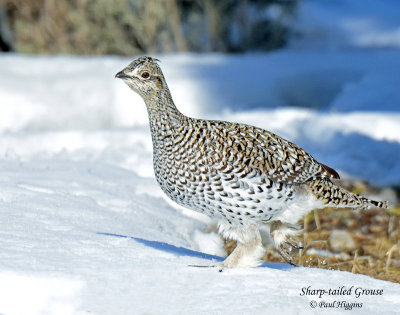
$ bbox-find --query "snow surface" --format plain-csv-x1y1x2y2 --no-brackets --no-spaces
1,52,400,314
0,150,399,315
1,1,400,314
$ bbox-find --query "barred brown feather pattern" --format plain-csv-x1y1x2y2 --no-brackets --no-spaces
161,118,339,185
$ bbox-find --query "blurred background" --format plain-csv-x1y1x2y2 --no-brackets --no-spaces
0,0,399,285
0,0,297,54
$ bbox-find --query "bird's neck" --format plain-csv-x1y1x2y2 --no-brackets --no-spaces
144,89,185,133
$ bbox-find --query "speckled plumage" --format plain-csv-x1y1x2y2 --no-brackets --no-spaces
116,57,388,268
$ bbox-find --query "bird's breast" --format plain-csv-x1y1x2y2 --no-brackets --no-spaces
152,143,299,223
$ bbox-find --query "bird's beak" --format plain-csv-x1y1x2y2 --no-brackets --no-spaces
115,70,130,79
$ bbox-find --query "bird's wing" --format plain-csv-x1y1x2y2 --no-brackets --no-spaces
219,123,340,184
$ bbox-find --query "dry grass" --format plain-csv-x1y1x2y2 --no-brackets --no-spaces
276,207,399,283
225,185,400,283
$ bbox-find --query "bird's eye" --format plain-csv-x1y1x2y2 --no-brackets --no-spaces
141,72,150,79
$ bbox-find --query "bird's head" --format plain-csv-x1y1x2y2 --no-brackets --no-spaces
115,56,165,98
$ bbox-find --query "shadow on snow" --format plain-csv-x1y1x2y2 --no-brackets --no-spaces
97,232,294,270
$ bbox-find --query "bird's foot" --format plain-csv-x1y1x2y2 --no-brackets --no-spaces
275,237,303,266
270,221,303,266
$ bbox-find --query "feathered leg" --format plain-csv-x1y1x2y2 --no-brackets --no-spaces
218,222,265,268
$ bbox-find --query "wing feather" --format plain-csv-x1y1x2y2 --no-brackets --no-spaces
221,122,340,184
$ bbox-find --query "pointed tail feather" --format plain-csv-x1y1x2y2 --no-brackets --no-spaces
309,179,388,210
360,198,388,210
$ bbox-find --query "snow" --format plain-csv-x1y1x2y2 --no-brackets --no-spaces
293,0,400,49
1,55,400,314
1,154,399,314
1,1,400,314
0,273,84,315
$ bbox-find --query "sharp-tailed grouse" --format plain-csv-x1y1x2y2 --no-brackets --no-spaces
115,56,387,268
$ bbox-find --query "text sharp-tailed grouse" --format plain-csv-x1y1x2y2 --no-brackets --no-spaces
116,56,388,268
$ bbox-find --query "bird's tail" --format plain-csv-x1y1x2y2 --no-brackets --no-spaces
308,179,388,210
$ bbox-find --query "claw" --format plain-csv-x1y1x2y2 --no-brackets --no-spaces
287,240,304,250
270,221,303,265
277,243,296,265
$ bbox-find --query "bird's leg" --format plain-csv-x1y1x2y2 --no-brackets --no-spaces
270,221,303,265
219,223,265,269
